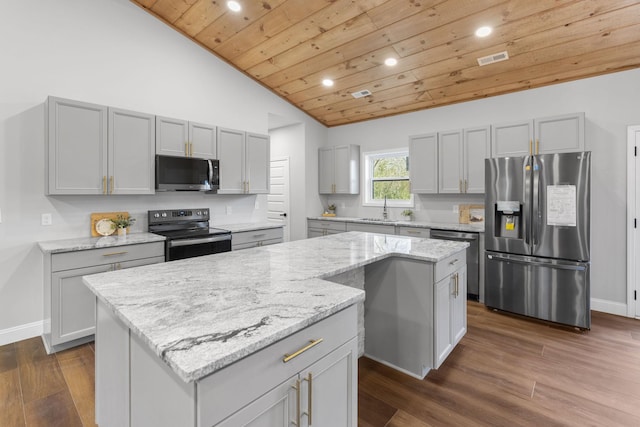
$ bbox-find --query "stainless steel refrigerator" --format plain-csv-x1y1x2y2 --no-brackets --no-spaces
484,152,591,329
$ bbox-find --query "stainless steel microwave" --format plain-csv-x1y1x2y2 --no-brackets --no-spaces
155,155,219,192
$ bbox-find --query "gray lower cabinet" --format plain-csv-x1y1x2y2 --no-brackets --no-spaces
231,227,284,250
96,302,358,427
42,242,164,353
396,226,430,238
345,222,395,234
46,96,155,195
307,219,347,237
364,254,466,379
434,260,467,368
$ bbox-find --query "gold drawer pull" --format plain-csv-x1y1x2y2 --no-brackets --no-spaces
283,338,323,363
102,251,128,257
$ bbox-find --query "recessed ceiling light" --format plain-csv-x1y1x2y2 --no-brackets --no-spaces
384,57,398,67
227,1,241,12
475,26,492,37
322,79,334,87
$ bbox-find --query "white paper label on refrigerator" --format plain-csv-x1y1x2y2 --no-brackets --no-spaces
547,185,576,226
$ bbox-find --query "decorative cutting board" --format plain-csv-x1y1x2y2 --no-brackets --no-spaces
458,205,484,224
90,212,129,237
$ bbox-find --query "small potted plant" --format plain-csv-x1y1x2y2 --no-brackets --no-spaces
110,214,136,236
401,209,413,221
327,204,337,215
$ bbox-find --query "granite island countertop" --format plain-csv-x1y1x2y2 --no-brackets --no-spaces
38,232,165,254
83,231,468,383
308,216,485,233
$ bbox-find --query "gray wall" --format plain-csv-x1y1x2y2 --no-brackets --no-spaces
326,68,640,312
0,0,326,342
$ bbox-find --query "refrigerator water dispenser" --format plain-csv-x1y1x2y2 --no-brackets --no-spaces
495,201,522,239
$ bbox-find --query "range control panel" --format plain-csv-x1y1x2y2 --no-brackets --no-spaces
148,208,209,224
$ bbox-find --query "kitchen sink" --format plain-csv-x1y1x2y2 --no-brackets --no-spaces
358,217,393,222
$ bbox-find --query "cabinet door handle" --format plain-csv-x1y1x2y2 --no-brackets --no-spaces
449,259,458,265
109,176,114,194
459,179,462,193
465,179,468,193
103,251,128,257
292,379,301,427
455,272,459,297
190,142,194,157
307,372,313,425
247,181,250,193
535,139,540,155
283,338,323,363
102,176,107,194
185,142,189,157
529,139,533,155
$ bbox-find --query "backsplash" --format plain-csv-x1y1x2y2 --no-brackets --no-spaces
322,193,485,223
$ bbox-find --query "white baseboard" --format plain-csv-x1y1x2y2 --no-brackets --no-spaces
591,298,628,317
0,321,43,346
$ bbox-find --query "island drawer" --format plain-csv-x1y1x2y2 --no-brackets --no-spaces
196,304,357,427
397,226,430,238
231,228,283,245
308,219,346,232
51,242,165,272
434,251,466,283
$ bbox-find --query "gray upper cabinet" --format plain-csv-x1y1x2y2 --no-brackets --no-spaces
464,126,490,193
492,113,585,157
156,116,216,159
46,97,108,195
245,133,270,194
534,113,585,154
438,130,463,193
109,108,155,195
491,120,533,158
409,133,438,194
318,145,360,194
218,128,270,194
46,97,154,196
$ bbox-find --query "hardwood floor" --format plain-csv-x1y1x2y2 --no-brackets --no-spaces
1,302,639,426
360,302,640,427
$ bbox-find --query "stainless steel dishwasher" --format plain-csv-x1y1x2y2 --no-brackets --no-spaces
430,229,479,301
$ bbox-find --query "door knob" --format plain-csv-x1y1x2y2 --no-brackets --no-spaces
280,213,287,217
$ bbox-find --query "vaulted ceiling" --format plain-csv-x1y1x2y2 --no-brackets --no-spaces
131,0,640,127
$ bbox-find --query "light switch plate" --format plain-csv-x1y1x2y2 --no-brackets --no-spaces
452,205,459,214
42,213,52,226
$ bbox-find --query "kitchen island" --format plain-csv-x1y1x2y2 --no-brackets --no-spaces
84,232,468,426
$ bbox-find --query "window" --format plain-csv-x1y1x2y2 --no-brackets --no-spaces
363,150,414,207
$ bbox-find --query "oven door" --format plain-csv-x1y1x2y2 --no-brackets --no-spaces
167,235,231,261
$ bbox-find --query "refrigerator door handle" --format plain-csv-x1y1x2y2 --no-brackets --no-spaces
487,254,587,271
523,157,531,246
532,157,541,247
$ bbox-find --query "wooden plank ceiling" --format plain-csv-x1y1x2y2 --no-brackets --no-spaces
132,0,640,127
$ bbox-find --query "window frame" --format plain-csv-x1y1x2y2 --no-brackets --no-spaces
362,149,414,208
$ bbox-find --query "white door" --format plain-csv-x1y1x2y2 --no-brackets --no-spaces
269,158,290,242
628,125,640,318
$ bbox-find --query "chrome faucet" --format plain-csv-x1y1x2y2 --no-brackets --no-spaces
382,196,388,220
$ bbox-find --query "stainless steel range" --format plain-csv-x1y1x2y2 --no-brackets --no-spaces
148,208,231,261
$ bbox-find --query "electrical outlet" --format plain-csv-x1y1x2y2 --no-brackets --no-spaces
226,206,232,215
41,213,52,226
452,205,459,214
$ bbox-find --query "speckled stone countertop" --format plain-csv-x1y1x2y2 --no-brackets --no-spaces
83,232,468,383
38,232,166,254
218,222,283,233
308,216,485,233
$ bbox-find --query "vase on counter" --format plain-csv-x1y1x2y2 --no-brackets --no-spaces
117,227,127,237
